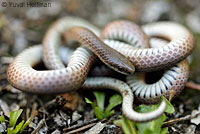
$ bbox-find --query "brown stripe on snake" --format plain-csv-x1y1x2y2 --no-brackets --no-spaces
63,27,135,75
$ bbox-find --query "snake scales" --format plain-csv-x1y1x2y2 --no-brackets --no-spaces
6,17,194,122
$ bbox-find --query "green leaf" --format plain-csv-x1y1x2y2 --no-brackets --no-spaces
161,96,175,114
136,114,166,134
160,127,168,134
114,97,173,134
114,116,137,134
114,118,132,134
85,98,96,109
0,115,5,123
104,110,114,118
20,118,31,134
7,128,13,134
105,94,122,114
135,99,168,134
136,104,157,113
12,120,24,134
85,97,104,120
94,107,104,120
9,109,23,128
124,117,137,134
93,91,105,111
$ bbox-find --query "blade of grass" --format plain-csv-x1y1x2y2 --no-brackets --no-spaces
105,94,122,114
93,91,105,111
125,117,137,134
12,120,24,134
9,109,23,128
0,115,5,123
85,98,95,108
20,118,31,134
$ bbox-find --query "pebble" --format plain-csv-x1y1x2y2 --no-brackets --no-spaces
84,122,106,134
186,9,200,34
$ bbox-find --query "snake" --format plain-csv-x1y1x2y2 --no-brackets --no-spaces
6,17,194,122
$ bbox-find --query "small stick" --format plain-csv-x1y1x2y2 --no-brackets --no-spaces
64,123,96,134
163,111,200,126
30,103,38,120
63,118,99,132
169,90,175,102
44,96,67,110
31,119,45,134
63,118,106,133
186,81,200,91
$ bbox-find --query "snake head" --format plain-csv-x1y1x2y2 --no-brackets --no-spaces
106,53,135,75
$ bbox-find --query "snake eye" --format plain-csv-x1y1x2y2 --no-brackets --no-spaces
118,67,124,72
117,67,130,75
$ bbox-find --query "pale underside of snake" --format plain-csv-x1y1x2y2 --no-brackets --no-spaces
6,17,194,122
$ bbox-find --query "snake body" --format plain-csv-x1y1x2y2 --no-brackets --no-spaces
127,38,189,103
6,17,194,122
102,20,194,71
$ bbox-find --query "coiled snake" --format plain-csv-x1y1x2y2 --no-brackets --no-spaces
6,17,194,122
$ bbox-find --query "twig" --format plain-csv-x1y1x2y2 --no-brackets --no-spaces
186,81,200,91
169,90,175,102
37,98,48,130
63,118,98,132
31,119,45,134
84,122,106,134
44,96,67,110
163,111,200,126
64,123,97,134
63,118,106,133
26,108,30,121
30,102,38,120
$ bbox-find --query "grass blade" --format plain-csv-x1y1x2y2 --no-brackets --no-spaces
9,109,23,128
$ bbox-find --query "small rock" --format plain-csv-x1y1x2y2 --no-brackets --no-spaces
0,99,10,117
51,129,61,134
0,123,6,133
185,124,196,134
191,110,200,125
26,2,62,20
141,1,170,23
10,103,20,112
72,111,82,123
10,87,22,94
12,32,28,54
186,9,200,34
102,125,119,134
84,122,106,134
59,110,68,121
54,114,66,126
1,57,13,64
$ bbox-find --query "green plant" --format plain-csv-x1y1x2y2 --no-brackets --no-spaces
0,115,5,123
85,91,122,120
0,109,31,134
114,96,175,134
